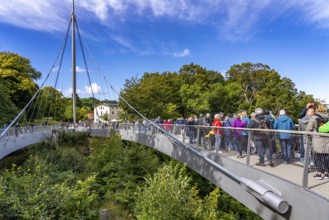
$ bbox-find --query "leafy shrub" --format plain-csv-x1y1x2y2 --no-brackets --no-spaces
59,130,90,147
134,162,220,220
0,156,98,219
88,135,161,211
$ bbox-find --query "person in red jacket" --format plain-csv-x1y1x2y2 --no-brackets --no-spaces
212,114,223,153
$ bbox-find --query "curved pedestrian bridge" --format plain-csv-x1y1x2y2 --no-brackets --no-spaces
1,124,329,220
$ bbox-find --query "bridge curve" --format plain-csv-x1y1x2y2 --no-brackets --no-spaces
1,124,329,220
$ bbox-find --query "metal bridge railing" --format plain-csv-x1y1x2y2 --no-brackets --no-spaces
2,122,328,212
0,125,58,140
117,122,329,201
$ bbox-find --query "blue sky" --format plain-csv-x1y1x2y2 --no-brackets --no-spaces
0,0,329,104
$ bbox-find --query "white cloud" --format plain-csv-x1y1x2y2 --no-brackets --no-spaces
76,66,86,73
51,66,59,72
63,87,83,97
173,49,191,58
2,0,329,41
85,83,101,94
0,0,69,32
62,83,101,97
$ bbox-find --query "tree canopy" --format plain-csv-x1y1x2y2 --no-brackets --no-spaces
120,62,316,122
0,52,41,109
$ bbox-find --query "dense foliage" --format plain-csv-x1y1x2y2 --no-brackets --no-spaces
0,134,98,219
120,62,317,122
0,132,262,219
1,51,321,126
0,52,41,125
134,162,220,220
0,52,121,126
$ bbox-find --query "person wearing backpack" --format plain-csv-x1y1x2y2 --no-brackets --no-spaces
241,110,251,153
247,108,274,167
264,109,277,157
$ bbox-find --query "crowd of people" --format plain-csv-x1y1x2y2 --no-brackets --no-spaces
144,103,329,178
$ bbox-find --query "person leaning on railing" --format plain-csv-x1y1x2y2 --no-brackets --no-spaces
273,110,295,164
247,108,274,167
312,121,329,180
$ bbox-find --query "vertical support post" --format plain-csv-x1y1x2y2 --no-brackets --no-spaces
72,0,77,125
182,126,185,143
246,132,252,166
196,127,200,147
302,135,311,189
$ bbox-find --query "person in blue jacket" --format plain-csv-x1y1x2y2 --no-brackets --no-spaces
273,109,295,164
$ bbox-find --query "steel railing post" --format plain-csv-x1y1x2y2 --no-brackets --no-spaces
302,135,311,189
196,127,200,147
246,131,252,166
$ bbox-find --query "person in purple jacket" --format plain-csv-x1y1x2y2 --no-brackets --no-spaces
231,112,247,158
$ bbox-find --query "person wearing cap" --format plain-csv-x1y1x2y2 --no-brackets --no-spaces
273,110,295,164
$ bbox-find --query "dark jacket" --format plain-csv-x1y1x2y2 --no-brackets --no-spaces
300,108,308,118
247,114,270,140
187,120,196,131
222,120,231,137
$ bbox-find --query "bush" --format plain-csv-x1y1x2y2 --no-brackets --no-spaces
0,156,98,219
134,162,220,220
88,135,161,211
59,130,90,147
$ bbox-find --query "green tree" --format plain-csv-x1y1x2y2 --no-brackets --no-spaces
225,62,309,119
256,76,298,115
179,84,210,115
0,77,18,125
178,63,224,87
102,112,109,122
120,72,182,119
207,82,244,115
88,135,161,211
77,106,91,121
134,162,219,220
80,97,100,109
178,64,224,116
0,156,98,219
120,62,315,121
0,52,41,109
28,86,64,121
226,62,273,107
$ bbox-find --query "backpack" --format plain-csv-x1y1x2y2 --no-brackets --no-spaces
252,118,268,129
268,116,275,129
315,114,329,131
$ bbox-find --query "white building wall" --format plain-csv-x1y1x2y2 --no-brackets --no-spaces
94,104,122,123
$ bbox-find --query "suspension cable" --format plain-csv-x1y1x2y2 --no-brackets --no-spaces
0,19,73,138
75,20,96,101
47,19,72,123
